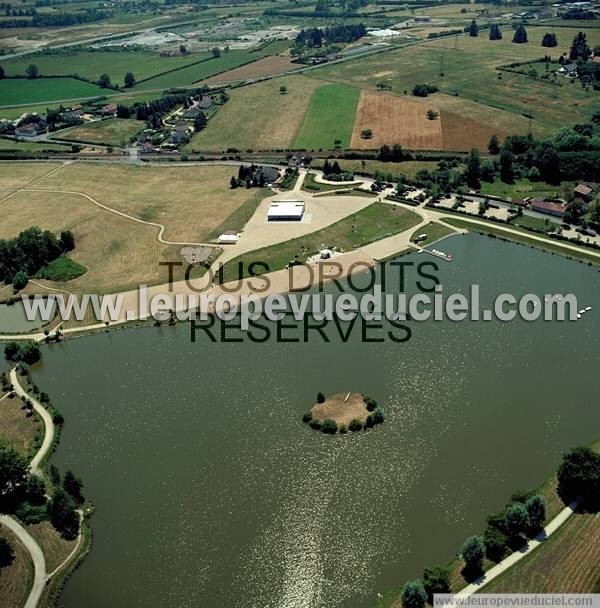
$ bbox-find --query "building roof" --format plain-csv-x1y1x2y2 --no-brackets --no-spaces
574,184,593,196
593,56,600,64
258,166,280,183
267,200,305,220
530,199,565,214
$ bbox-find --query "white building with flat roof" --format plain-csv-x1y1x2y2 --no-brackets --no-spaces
267,200,305,222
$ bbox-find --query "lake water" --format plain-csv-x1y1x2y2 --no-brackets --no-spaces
0,299,52,334
31,234,600,608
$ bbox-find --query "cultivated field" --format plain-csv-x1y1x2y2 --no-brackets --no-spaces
0,77,103,106
186,75,322,151
51,119,145,147
440,107,503,151
0,161,62,190
293,83,361,149
351,91,443,150
204,55,299,84
1,50,202,85
310,29,600,134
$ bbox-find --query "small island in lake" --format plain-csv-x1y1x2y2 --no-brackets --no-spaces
302,392,385,434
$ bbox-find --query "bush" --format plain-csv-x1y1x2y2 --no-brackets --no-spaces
363,395,378,411
412,84,439,97
16,502,48,525
349,419,363,432
302,411,313,423
316,392,325,403
401,580,427,608
309,419,323,430
557,447,600,511
321,419,338,434
484,526,509,562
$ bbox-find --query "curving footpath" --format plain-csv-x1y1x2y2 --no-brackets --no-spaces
0,369,83,608
456,501,578,597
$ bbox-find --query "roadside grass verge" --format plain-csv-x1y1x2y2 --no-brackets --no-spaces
293,83,360,150
220,202,421,282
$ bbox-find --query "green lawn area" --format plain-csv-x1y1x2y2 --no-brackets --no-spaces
0,137,70,152
38,256,86,282
51,118,145,146
0,50,203,87
479,178,572,201
301,173,353,192
509,214,560,232
0,77,104,106
133,48,280,91
410,221,456,244
293,83,360,150
221,202,421,282
311,158,440,180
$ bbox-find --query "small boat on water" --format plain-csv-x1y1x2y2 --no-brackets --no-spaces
426,248,454,262
585,306,592,311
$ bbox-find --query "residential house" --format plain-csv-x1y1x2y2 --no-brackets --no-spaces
168,122,190,145
14,121,46,138
101,103,118,116
557,63,578,78
59,108,83,124
574,183,594,201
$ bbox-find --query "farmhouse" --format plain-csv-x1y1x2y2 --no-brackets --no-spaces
557,63,578,78
267,200,305,222
574,183,593,200
530,199,565,217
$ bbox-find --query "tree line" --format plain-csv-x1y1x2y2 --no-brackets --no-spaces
0,7,108,28
294,23,367,48
0,226,74,287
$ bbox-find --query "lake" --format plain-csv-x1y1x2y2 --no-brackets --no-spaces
31,234,600,608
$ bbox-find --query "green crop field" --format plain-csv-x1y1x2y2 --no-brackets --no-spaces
51,118,145,146
0,50,204,87
133,48,283,91
293,83,360,150
0,77,104,106
309,29,600,134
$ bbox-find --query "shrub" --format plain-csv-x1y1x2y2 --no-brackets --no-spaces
16,502,48,525
309,419,323,430
363,396,378,411
484,526,509,562
349,419,363,432
321,419,338,434
557,447,600,511
302,411,313,423
412,84,439,97
316,392,325,403
401,579,427,608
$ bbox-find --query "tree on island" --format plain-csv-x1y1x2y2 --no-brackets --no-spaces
317,392,325,403
349,419,363,432
321,419,338,434
124,72,136,88
570,32,591,61
512,25,528,44
541,32,558,48
422,566,450,604
401,580,427,608
489,25,502,41
469,19,478,37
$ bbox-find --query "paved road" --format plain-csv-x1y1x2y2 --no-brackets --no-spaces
456,502,578,597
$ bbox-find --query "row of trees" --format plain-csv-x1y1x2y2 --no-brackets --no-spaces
294,23,367,48
229,164,268,189
0,226,75,286
398,447,600,607
0,7,107,28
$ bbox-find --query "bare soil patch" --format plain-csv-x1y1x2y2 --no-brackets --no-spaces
205,56,299,84
440,109,505,152
351,91,443,150
311,393,369,427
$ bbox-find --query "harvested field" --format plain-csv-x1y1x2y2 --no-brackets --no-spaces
205,56,300,84
351,91,442,150
440,108,504,152
485,513,600,593
0,162,62,191
51,119,145,147
186,76,321,151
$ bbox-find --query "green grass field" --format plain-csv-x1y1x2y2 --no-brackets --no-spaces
0,137,71,152
0,77,104,106
311,158,440,180
479,178,574,201
0,50,203,86
293,83,360,149
51,118,145,146
221,202,421,282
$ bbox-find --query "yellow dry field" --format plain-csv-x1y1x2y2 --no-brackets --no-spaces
27,521,78,573
0,525,33,608
351,91,506,151
185,75,322,151
30,162,255,242
0,190,184,294
0,162,62,191
0,394,41,456
351,91,443,150
204,55,299,85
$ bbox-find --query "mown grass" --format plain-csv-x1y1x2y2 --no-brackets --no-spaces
479,178,573,201
220,202,421,282
410,221,456,244
51,118,145,147
0,77,104,106
293,83,361,150
311,158,440,180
